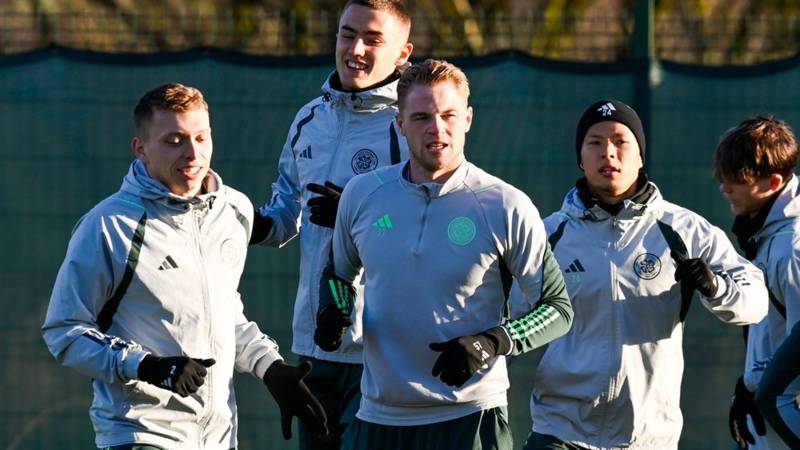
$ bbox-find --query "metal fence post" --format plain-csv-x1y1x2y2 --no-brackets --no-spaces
632,0,660,172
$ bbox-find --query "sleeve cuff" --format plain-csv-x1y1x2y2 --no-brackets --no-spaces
121,349,150,382
709,274,728,300
253,351,284,380
499,326,513,356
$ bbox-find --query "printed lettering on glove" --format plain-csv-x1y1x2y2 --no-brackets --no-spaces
137,355,216,397
429,327,511,388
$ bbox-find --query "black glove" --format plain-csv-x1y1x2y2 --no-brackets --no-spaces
729,377,766,449
429,327,512,387
250,210,273,245
672,251,719,298
314,304,353,352
137,355,216,397
307,182,343,228
263,360,328,440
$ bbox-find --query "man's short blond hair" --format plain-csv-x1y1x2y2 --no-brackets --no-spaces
714,116,798,184
133,83,208,136
397,59,470,111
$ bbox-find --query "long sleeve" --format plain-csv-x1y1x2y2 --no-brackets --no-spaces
696,225,768,325
777,245,800,332
755,320,800,448
41,211,149,384
254,108,308,247
231,291,283,379
499,197,573,356
331,179,363,284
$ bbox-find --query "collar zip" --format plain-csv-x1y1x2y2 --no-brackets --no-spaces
350,92,363,110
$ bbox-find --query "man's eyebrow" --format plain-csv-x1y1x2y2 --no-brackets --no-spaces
340,25,385,37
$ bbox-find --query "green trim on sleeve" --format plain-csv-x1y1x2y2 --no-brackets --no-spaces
503,243,572,355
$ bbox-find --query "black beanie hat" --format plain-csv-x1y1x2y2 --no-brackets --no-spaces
575,100,646,165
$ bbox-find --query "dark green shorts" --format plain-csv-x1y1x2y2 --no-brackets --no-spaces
522,432,590,450
341,406,512,450
298,356,363,450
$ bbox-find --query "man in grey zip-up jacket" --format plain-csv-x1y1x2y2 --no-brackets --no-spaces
714,116,800,449
525,100,768,450
317,59,573,450
250,1,413,448
42,84,326,450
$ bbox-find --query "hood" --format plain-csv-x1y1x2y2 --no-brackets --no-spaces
321,70,400,112
120,159,221,211
559,180,663,222
756,174,800,240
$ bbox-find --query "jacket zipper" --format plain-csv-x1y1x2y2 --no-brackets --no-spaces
310,103,349,354
193,204,214,446
598,238,616,443
413,187,431,255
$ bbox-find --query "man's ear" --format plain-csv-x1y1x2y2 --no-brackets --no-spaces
769,173,785,192
132,136,146,161
395,42,413,67
395,114,405,136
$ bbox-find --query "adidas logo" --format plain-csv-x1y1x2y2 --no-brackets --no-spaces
299,146,312,159
372,213,393,234
473,341,491,362
158,255,179,271
564,259,585,273
597,102,616,117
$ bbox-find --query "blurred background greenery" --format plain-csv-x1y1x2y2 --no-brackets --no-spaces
1,0,799,64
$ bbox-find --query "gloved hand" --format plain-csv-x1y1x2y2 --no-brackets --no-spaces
672,251,719,298
263,360,328,440
314,304,353,352
729,377,766,449
429,327,511,387
307,182,343,228
137,355,216,397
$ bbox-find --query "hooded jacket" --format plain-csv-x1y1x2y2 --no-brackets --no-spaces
42,160,282,450
739,174,800,450
743,175,800,393
256,73,408,363
531,181,768,450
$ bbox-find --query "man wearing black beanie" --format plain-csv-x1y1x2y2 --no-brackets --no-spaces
522,100,769,450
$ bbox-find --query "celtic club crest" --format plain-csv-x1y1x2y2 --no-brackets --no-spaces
351,149,379,174
633,253,661,280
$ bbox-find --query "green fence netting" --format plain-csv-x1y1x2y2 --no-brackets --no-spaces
2,48,800,449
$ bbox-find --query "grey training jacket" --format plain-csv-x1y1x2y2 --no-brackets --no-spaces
742,175,800,448
42,161,282,450
256,73,408,363
333,161,573,426
531,182,768,450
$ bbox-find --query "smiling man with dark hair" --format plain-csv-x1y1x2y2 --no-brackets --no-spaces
250,1,414,449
